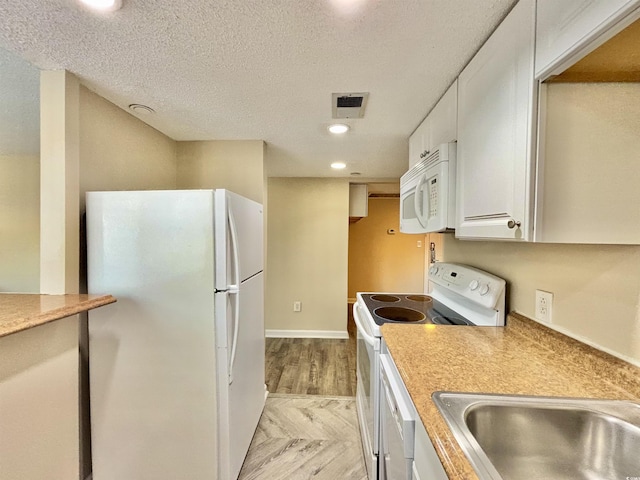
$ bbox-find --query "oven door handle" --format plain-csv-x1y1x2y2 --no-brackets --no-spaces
353,302,376,347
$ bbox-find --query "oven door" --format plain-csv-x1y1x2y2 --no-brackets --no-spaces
354,301,380,480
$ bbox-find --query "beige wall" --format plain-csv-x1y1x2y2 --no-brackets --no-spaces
349,197,424,298
0,155,40,292
79,86,178,210
0,316,79,480
266,178,349,334
177,140,265,204
440,235,640,365
538,83,640,243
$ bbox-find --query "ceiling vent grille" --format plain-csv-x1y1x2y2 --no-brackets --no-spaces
332,92,369,119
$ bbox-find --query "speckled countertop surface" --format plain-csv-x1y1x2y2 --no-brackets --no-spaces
0,293,116,338
381,313,640,480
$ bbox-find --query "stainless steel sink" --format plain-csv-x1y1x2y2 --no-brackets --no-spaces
432,392,640,480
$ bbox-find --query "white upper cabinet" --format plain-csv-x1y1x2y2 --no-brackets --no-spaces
427,80,457,152
408,81,457,169
536,0,640,80
455,0,536,241
408,116,431,169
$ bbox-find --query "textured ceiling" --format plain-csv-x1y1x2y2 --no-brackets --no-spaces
0,48,39,155
0,0,517,177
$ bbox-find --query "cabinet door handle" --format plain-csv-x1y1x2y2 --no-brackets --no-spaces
507,219,521,229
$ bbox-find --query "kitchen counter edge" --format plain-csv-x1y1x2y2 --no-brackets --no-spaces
0,293,117,338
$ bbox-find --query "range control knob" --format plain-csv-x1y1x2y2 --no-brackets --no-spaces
479,284,490,296
469,280,479,291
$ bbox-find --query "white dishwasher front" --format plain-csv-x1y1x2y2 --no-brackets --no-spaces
379,353,415,480
413,418,448,480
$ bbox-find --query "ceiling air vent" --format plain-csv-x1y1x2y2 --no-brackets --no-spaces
332,92,369,119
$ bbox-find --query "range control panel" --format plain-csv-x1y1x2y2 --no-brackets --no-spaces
429,262,506,310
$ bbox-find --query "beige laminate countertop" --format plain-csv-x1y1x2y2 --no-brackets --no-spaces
0,293,117,338
381,313,640,480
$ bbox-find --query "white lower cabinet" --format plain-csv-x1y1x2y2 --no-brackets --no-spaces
455,0,537,241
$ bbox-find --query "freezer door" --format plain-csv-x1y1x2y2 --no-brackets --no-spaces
215,271,265,480
86,190,219,480
214,190,263,290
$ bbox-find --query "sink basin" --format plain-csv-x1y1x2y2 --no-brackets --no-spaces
432,392,640,480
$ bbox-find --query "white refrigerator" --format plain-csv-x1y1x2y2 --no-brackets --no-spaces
86,189,266,480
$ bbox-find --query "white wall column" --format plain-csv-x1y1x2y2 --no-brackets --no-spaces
40,70,80,294
22,69,81,479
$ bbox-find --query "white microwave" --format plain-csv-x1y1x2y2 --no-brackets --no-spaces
400,142,456,234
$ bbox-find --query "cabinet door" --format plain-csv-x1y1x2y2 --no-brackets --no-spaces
536,0,640,80
427,80,457,150
456,0,536,240
408,117,430,168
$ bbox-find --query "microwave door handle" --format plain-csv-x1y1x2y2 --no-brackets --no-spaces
414,173,428,228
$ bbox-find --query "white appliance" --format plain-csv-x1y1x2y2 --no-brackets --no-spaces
86,189,265,480
400,142,456,234
354,263,506,480
353,300,381,480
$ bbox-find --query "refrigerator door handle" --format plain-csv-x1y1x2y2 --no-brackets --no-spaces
227,201,241,384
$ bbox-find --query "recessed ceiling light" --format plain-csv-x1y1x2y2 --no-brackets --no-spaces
79,0,122,12
329,0,367,16
129,104,155,115
328,123,350,134
331,162,347,169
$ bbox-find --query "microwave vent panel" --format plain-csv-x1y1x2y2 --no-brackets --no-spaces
332,92,369,118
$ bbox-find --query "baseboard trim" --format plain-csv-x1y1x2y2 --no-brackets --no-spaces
266,329,349,339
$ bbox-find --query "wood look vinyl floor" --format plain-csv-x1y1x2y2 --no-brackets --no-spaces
239,315,364,479
265,337,357,396
265,316,358,397
238,394,367,480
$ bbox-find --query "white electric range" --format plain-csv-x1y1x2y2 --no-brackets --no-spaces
353,263,506,480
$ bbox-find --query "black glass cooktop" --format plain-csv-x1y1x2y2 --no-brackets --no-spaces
360,294,475,326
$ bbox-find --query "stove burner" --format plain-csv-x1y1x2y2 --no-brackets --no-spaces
373,306,426,323
406,295,433,303
370,294,401,303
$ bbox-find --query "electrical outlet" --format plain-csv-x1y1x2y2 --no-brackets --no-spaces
535,290,553,323
293,301,301,312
